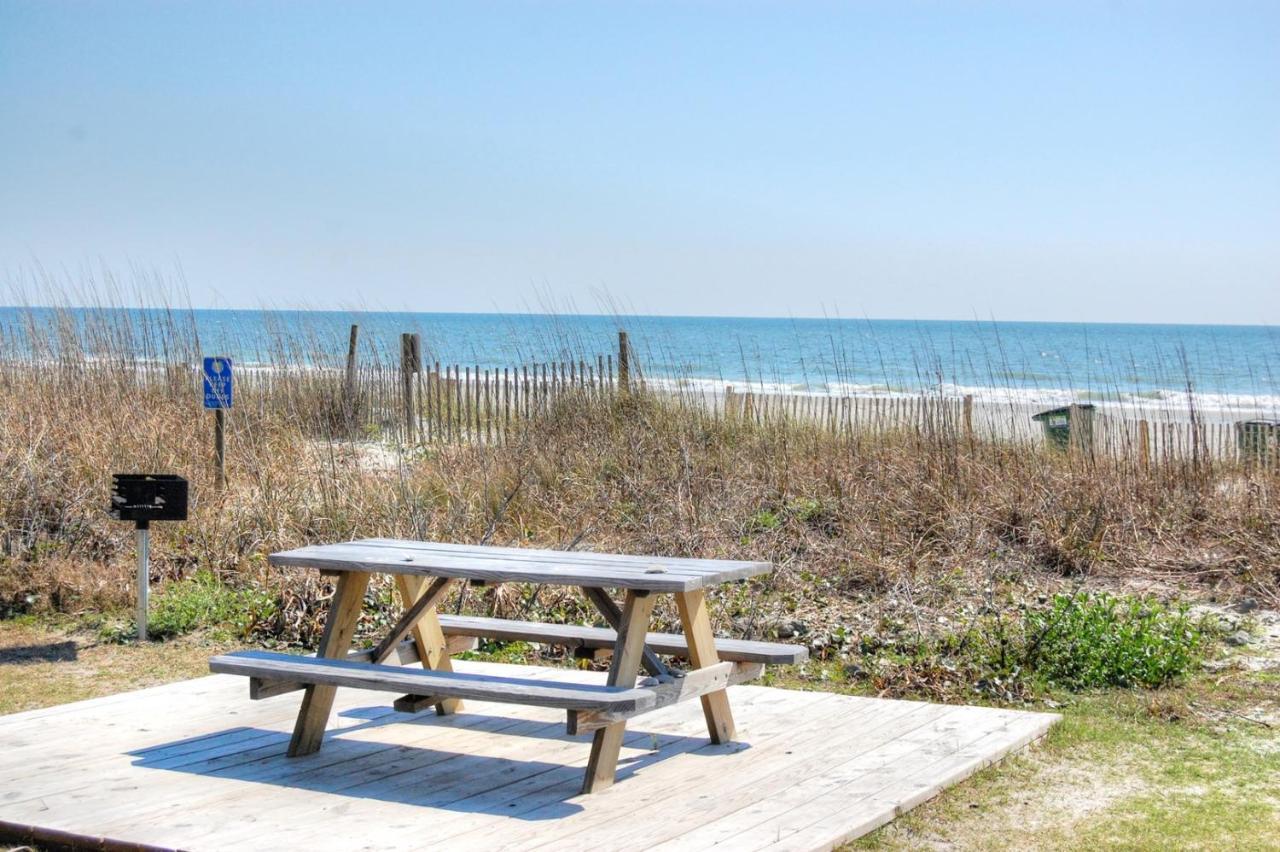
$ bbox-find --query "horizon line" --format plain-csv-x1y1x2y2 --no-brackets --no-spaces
1,302,1277,332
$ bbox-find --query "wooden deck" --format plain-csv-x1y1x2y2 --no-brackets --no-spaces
0,661,1057,851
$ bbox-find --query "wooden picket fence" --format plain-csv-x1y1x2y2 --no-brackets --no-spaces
293,329,638,446
706,386,1278,468
248,323,1277,468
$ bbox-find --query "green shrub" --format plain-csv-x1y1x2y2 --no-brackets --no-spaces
830,591,1214,700
1018,592,1210,689
147,571,277,639
458,640,535,664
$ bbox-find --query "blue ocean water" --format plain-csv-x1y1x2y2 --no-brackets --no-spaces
4,307,1278,412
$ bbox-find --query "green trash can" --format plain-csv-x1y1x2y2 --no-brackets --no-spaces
1033,404,1095,451
1236,420,1280,462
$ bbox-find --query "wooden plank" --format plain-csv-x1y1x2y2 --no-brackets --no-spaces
638,705,986,848
198,698,723,850
211,651,659,712
567,662,762,734
0,663,1057,852
435,614,808,664
42,700,564,842
677,588,736,743
736,712,1057,851
466,692,914,850
268,538,772,591
341,543,751,578
358,537,770,575
287,569,370,757
581,586,668,677
248,639,421,700
20,665,585,829
174,668,698,849
270,546,710,592
747,711,1054,844
582,589,657,793
8,665,670,823
395,574,462,715
371,576,453,664
406,689,844,851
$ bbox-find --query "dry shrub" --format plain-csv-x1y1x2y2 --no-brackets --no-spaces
0,303,1277,646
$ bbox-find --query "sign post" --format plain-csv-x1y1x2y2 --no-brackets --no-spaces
110,474,189,640
137,522,149,639
202,357,233,489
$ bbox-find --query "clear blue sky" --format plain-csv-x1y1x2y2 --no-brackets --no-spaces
1,1,1277,323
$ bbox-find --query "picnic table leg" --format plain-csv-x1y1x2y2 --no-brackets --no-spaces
582,589,657,794
676,588,736,743
288,570,371,757
396,574,462,715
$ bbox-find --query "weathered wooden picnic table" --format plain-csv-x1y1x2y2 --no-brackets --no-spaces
210,538,807,793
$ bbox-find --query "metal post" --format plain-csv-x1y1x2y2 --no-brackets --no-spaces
136,522,150,641
214,408,226,490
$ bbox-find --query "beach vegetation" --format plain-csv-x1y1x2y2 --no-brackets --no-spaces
0,289,1275,681
97,570,277,642
0,289,1276,847
799,591,1215,703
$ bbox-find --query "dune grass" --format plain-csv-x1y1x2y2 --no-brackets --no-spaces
0,295,1276,654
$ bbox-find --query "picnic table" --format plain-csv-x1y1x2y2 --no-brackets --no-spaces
210,539,808,793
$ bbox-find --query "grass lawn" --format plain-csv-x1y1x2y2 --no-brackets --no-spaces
848,670,1280,850
2,617,1277,851
0,616,237,716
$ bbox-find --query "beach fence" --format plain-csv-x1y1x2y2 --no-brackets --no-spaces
703,384,1278,469
279,325,1276,469
7,312,1272,469
297,327,639,446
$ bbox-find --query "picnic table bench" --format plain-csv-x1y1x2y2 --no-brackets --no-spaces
209,539,807,793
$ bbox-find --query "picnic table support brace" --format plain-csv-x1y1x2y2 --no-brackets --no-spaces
581,586,668,678
581,589,656,794
288,570,371,756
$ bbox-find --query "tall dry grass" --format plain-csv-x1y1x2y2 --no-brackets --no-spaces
0,296,1276,650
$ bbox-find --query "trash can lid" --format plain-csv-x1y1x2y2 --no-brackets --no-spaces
1032,404,1095,421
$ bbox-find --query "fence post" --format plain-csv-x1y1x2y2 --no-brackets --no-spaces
343,323,359,431
617,330,630,394
433,360,443,442
400,333,421,443
1138,419,1150,472
962,394,973,444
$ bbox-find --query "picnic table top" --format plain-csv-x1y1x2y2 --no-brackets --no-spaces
268,538,772,593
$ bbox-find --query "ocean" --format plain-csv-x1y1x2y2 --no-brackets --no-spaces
4,307,1278,415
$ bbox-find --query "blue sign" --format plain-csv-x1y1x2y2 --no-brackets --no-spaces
202,357,233,409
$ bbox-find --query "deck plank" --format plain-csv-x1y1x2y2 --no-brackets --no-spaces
0,662,1058,852
646,705,1037,851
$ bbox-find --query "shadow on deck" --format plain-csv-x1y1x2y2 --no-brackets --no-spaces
127,703,739,820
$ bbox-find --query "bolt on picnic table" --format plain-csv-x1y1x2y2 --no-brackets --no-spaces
209,539,808,794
